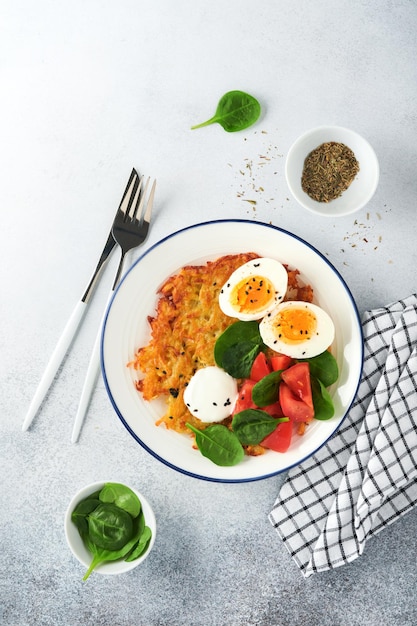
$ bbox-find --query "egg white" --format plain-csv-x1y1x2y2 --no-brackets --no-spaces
183,366,238,423
218,257,288,321
259,300,335,358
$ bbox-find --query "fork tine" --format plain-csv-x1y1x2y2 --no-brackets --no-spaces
143,179,156,224
118,168,140,217
129,176,147,222
131,177,156,225
125,175,143,222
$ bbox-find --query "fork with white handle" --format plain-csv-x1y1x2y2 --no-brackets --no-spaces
70,175,156,442
22,169,155,434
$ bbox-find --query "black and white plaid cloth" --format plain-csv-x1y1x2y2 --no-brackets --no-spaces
269,294,417,577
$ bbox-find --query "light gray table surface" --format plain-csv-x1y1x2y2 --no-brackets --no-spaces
1,1,417,625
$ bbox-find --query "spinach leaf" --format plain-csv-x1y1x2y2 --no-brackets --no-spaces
299,351,339,387
214,320,262,366
186,422,244,466
221,341,261,378
214,320,264,377
232,409,287,445
99,482,141,518
311,378,335,420
125,526,152,562
251,370,282,407
191,90,261,133
71,498,101,536
87,503,133,551
82,524,144,581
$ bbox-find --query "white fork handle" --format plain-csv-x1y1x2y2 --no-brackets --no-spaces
71,289,115,443
22,301,87,432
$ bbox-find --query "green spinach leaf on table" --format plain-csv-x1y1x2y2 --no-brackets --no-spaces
191,90,261,133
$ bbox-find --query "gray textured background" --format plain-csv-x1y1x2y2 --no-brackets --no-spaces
1,1,417,624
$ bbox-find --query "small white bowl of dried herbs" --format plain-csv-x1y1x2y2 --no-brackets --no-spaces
65,481,156,580
285,125,379,217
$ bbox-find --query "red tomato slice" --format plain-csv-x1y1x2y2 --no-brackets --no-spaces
281,362,313,409
279,381,314,422
233,380,256,414
250,352,271,382
261,420,293,452
263,401,284,418
270,354,293,372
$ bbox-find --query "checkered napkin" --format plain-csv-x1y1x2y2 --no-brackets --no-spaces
269,294,417,578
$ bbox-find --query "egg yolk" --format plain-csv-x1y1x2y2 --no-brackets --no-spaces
231,275,274,314
274,307,317,344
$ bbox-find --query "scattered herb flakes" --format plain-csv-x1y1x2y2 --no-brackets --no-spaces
228,130,283,213
341,212,383,253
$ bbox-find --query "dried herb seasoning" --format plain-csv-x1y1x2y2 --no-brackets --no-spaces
301,142,360,203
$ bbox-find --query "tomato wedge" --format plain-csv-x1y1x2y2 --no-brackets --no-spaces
261,420,293,452
250,352,271,382
263,401,284,418
270,353,293,372
233,380,257,414
281,362,313,409
279,381,314,422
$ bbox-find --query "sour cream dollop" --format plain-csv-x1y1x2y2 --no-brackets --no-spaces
183,366,238,423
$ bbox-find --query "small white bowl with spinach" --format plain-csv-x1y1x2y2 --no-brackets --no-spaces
65,481,156,580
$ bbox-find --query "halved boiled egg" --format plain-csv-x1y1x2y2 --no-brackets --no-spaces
218,258,288,321
259,301,335,359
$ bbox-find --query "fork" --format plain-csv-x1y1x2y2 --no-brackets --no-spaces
22,169,141,433
70,175,156,442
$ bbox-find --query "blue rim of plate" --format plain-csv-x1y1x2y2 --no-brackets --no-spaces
101,219,364,483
